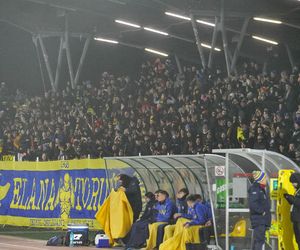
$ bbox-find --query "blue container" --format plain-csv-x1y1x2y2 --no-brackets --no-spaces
95,234,110,248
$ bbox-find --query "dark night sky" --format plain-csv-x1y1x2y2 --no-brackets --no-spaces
0,22,150,95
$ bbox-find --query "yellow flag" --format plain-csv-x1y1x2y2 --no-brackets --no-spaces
237,126,245,141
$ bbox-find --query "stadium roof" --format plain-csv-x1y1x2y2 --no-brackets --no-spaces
1,0,300,67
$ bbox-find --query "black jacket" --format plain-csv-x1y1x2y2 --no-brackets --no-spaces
248,182,271,228
124,176,142,217
140,199,157,222
176,198,188,214
285,173,300,222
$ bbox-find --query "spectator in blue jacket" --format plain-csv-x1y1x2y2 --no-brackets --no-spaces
144,190,175,250
156,188,189,247
175,188,189,214
155,190,175,222
248,171,271,250
182,194,209,227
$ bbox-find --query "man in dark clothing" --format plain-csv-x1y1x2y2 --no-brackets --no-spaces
125,192,157,249
248,171,271,250
284,173,300,249
117,174,142,222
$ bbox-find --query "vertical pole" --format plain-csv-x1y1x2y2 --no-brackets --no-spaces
285,44,295,71
220,0,231,76
174,54,183,75
204,155,220,248
262,150,266,250
32,35,47,93
231,17,250,73
54,35,64,90
65,15,75,89
190,14,207,69
263,61,268,75
38,35,55,91
74,36,91,86
225,153,229,250
208,17,219,69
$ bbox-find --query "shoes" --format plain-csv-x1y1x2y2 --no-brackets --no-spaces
114,238,126,247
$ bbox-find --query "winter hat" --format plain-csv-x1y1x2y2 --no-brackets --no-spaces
252,171,266,183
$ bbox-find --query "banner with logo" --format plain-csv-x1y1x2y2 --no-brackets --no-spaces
0,159,138,229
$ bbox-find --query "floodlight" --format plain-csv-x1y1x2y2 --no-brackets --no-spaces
253,17,282,24
165,12,191,21
196,20,215,27
200,43,221,51
115,19,141,28
252,35,279,45
94,37,119,44
145,48,168,57
144,27,169,36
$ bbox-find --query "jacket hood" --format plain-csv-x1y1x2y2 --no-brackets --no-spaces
290,173,300,186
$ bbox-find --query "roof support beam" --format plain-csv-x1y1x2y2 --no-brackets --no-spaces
64,15,75,89
220,0,231,76
285,44,295,71
74,36,91,86
174,54,183,75
54,36,64,90
208,17,219,69
190,14,206,69
37,34,55,91
230,17,250,74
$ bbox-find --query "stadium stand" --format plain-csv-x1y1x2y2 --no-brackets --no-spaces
0,59,300,163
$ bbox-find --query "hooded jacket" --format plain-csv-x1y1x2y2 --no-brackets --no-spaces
285,173,300,222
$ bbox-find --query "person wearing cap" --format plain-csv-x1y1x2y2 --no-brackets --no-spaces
284,173,300,248
248,171,271,250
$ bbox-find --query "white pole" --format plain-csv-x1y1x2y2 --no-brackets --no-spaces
262,151,266,250
225,153,229,250
204,155,220,248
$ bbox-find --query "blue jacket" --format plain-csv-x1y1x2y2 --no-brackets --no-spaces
155,198,175,223
182,202,208,226
248,183,271,228
203,201,212,221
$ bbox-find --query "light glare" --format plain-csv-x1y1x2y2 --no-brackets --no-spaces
252,35,279,45
94,37,119,44
144,27,169,36
253,17,282,24
165,12,191,21
115,19,141,28
196,20,215,27
145,48,168,57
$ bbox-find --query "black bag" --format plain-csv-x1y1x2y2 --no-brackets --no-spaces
186,243,207,250
65,229,90,246
46,235,64,246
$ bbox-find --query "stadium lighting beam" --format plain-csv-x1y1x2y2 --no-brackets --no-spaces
145,48,168,57
201,43,221,51
253,17,282,24
144,27,169,36
94,37,119,44
196,19,215,27
165,12,191,21
252,35,279,45
115,19,141,28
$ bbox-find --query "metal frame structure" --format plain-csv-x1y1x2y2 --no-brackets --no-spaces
212,148,300,250
1,0,300,90
104,150,299,250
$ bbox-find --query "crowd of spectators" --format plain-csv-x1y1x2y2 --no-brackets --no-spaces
0,59,300,165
